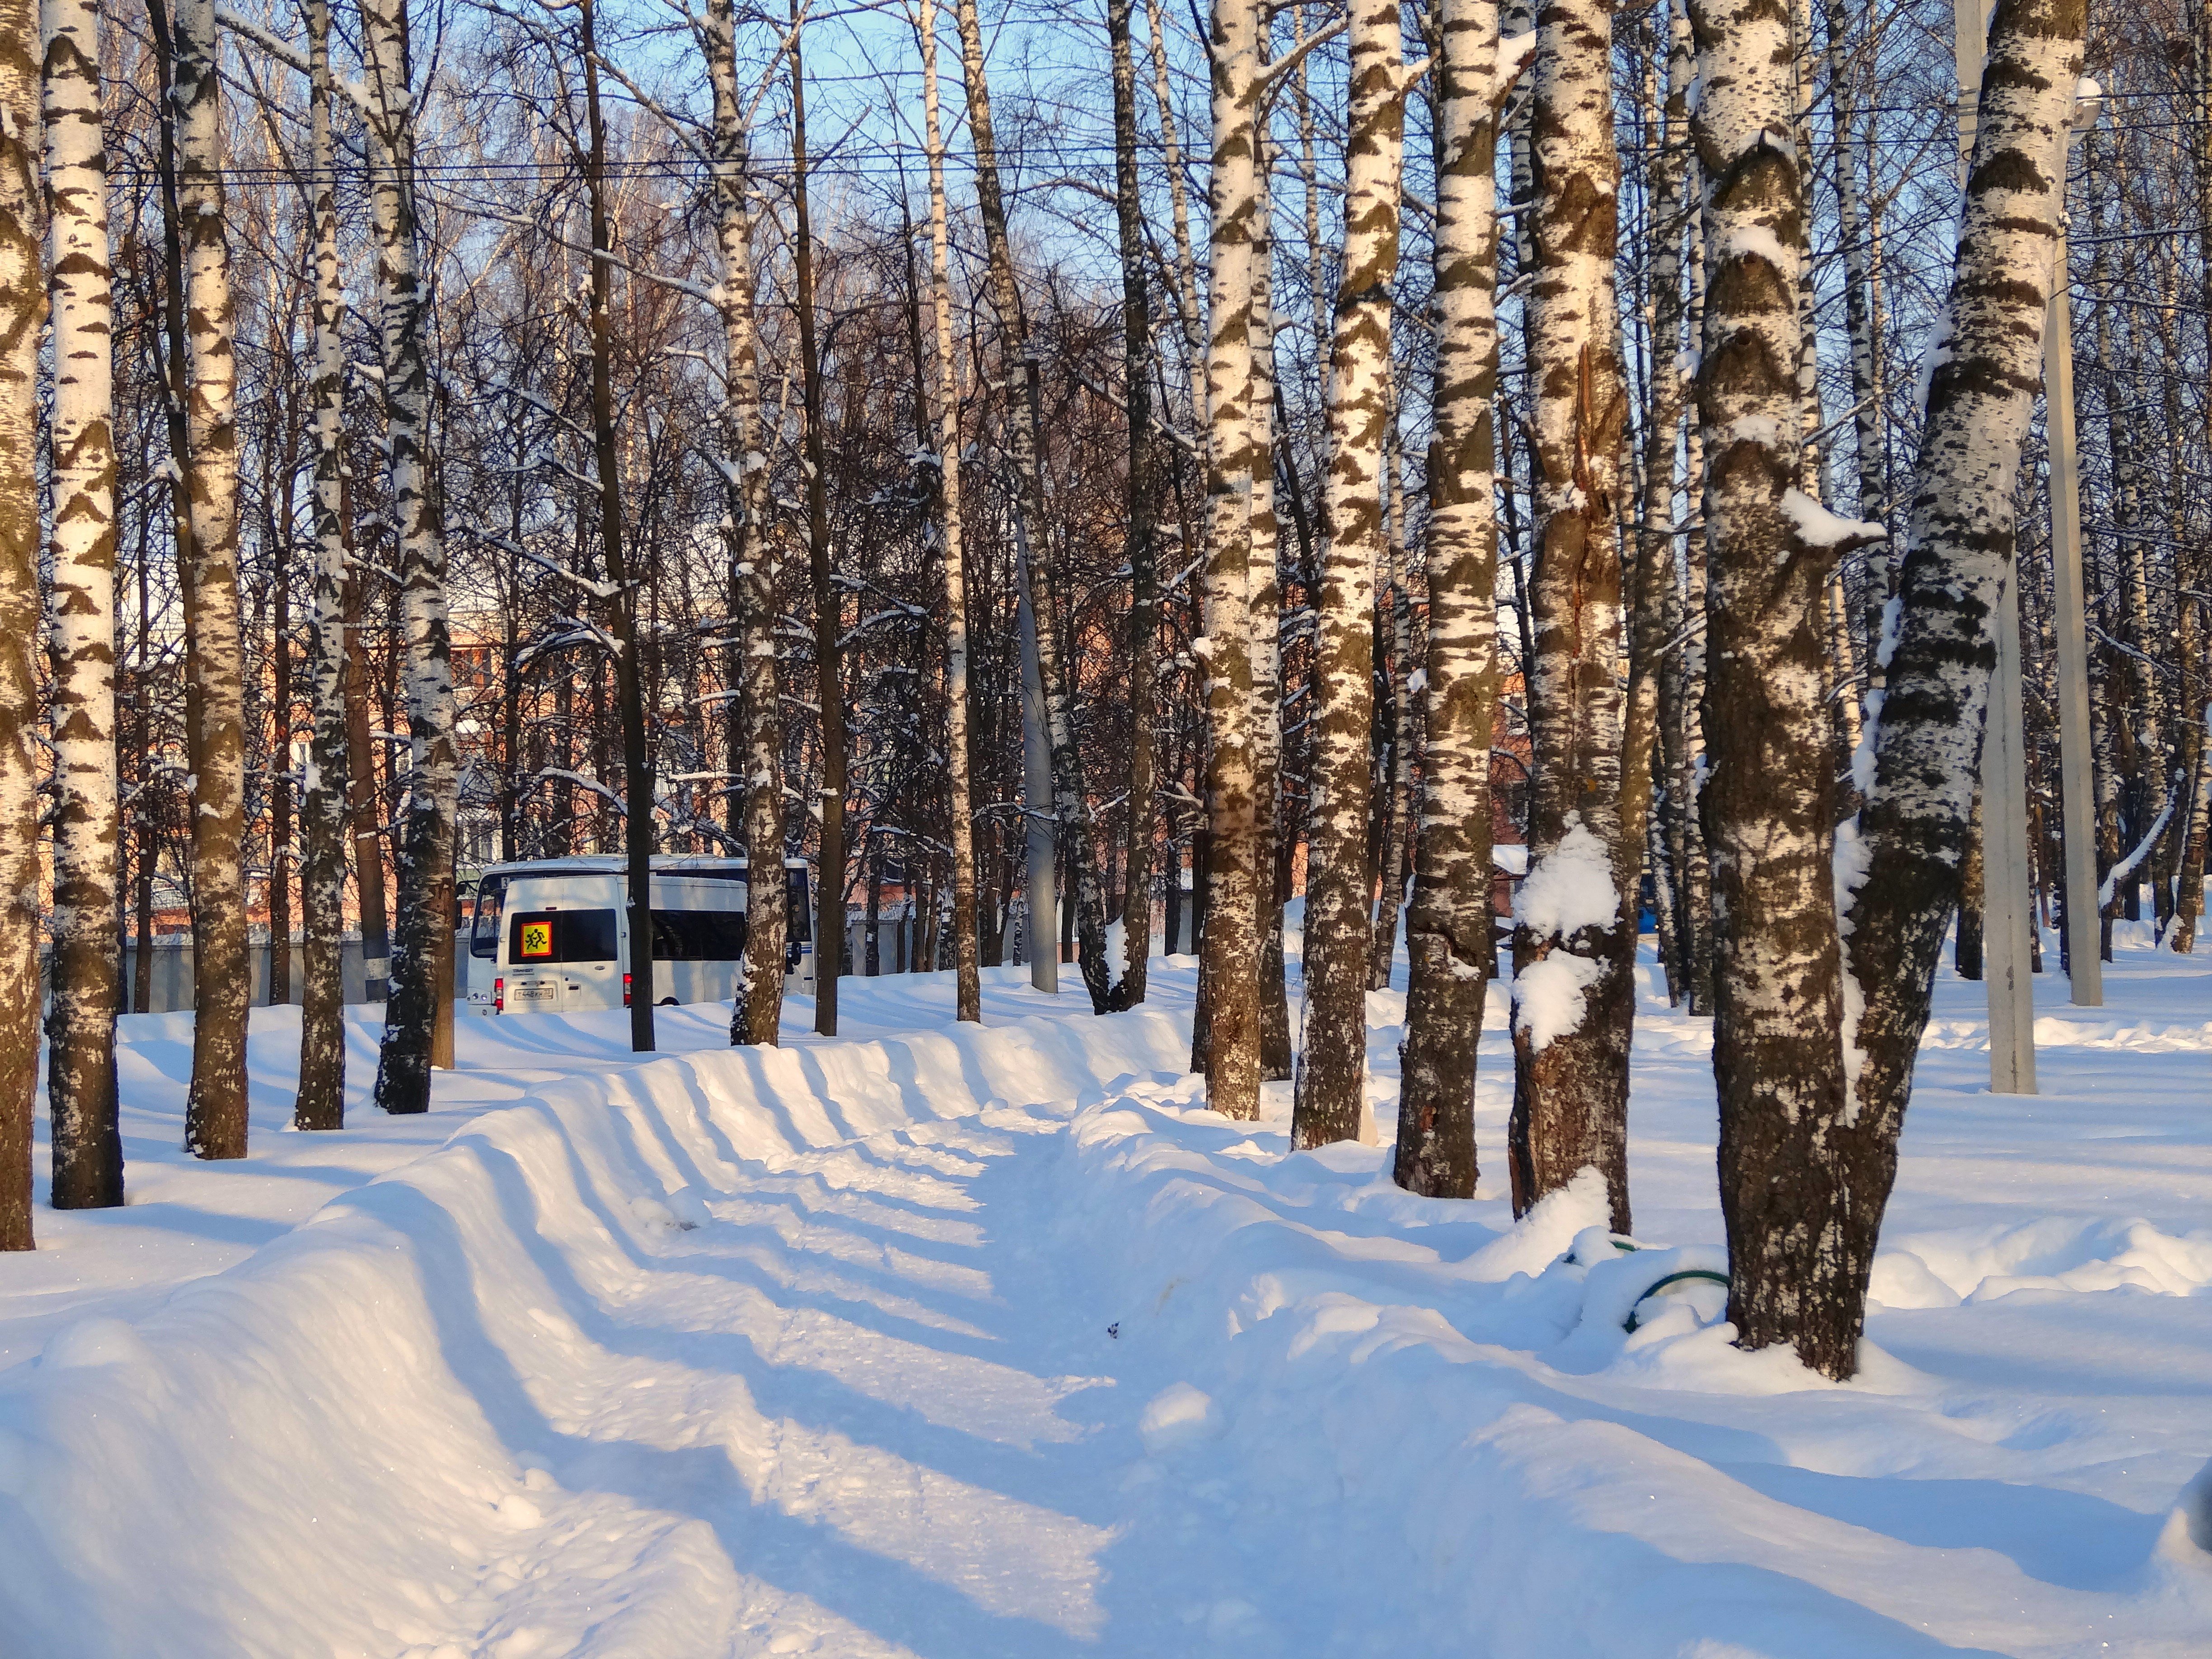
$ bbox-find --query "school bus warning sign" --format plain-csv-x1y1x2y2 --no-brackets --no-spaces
520,921,553,959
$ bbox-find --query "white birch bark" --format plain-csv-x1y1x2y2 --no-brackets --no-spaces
0,0,41,1247
1838,0,2087,1380
919,0,981,1022
1195,0,1262,1118
1291,0,1408,1150
1395,0,1517,1199
42,0,122,1203
1248,134,1291,1078
1505,0,1633,1231
707,0,789,1046
1687,0,1882,1379
174,0,251,1159
360,0,459,1113
295,0,349,1130
1369,416,1416,994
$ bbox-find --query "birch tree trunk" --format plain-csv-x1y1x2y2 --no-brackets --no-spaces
295,0,348,1129
1292,0,1406,1150
1395,0,1513,1199
1505,0,1633,1230
1248,142,1292,1078
1107,0,1155,1012
1821,0,1885,544
43,0,123,1204
1836,0,2086,1381
918,0,981,1022
1645,0,1696,1007
174,0,250,1158
1195,0,1262,1117
361,0,459,1115
1687,0,1881,1378
705,0,788,1044
1368,421,1416,993
951,0,1113,1012
0,0,40,1247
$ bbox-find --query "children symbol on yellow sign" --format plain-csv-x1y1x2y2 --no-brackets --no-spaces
520,921,553,959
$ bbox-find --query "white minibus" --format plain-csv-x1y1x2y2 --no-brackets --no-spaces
462,856,815,1015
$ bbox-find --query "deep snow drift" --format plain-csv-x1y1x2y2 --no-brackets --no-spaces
0,934,2207,1657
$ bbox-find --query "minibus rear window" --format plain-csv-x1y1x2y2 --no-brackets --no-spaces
508,909,618,963
470,876,507,958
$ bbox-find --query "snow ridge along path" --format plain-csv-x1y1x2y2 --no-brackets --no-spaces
2,947,2210,1656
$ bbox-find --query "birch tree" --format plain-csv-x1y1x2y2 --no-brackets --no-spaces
363,0,461,1114
43,0,123,1204
1196,0,1263,1117
1505,0,1633,1229
1832,0,2087,1381
706,0,789,1045
919,0,981,1022
1293,0,1409,1150
174,0,252,1159
1395,0,1518,1198
0,0,39,1247
1686,0,1881,1376
295,0,349,1130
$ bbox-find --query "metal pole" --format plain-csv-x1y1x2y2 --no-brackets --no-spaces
1957,0,2037,1092
2046,193,2102,1004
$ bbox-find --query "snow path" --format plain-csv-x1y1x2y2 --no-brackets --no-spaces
2,939,2210,1655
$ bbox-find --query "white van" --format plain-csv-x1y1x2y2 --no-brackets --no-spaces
462,856,815,1015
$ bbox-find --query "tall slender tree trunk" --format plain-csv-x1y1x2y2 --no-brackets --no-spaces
174,0,250,1158
1369,420,1416,992
1505,0,1633,1231
1619,0,1691,1025
0,0,41,1247
1293,0,1407,1150
579,0,656,1053
268,515,293,1003
294,0,348,1130
345,525,392,999
1395,0,1514,1199
708,0,787,1045
1688,0,1880,1377
1678,149,1715,1012
790,27,844,1037
361,0,459,1114
1195,0,1262,1117
1248,141,1292,1079
1836,0,2086,1382
43,0,123,1205
1645,0,1696,1008
1107,0,1155,1011
951,0,1112,1011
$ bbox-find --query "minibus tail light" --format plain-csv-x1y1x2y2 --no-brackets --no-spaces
494,977,504,1014
623,973,632,1007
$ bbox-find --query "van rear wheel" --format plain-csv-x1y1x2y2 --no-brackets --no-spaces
656,996,678,1007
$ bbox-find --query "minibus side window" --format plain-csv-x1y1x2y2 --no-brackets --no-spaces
650,909,749,961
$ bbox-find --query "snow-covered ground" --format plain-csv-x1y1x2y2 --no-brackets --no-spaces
0,932,2207,1656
